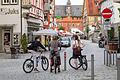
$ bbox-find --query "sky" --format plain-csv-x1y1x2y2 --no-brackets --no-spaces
55,0,84,5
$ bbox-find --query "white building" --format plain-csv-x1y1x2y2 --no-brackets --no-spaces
0,0,22,52
0,0,44,52
27,0,44,42
101,0,120,38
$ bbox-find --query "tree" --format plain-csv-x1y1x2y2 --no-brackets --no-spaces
85,26,90,40
58,25,64,30
21,33,28,53
55,16,62,19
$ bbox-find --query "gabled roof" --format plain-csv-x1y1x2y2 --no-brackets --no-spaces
87,0,99,16
71,5,83,16
83,0,103,16
55,5,83,17
55,5,66,16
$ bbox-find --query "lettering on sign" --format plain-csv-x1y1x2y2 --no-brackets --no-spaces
0,8,19,15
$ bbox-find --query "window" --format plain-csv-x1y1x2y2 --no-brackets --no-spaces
77,17,79,20
10,0,18,4
118,8,120,14
1,0,18,5
72,23,74,26
44,0,48,3
72,17,74,20
118,8,120,18
2,0,9,4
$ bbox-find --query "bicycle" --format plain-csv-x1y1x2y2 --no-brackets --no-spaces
23,49,49,73
50,50,61,74
69,49,88,70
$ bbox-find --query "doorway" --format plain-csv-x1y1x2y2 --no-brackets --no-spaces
3,29,11,53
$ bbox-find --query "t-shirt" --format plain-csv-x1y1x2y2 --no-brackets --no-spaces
49,40,60,50
72,40,83,48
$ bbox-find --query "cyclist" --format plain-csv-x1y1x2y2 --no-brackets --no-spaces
49,36,61,73
28,37,47,72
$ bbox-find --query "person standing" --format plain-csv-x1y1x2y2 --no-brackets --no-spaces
49,36,61,72
72,35,84,58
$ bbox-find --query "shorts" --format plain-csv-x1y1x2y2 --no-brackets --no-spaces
50,56,61,66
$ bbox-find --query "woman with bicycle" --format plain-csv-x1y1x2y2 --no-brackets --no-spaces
69,35,88,70
72,35,84,58
49,36,61,73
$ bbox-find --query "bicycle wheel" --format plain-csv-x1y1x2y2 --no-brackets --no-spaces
69,57,81,70
55,65,57,74
82,56,88,71
23,59,34,73
54,56,57,74
41,56,49,71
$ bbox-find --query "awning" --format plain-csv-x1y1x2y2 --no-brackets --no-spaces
27,17,43,26
0,24,15,27
33,29,58,36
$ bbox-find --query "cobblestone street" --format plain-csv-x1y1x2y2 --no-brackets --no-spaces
0,40,117,80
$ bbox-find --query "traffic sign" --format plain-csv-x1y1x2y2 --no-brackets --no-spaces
102,8,112,19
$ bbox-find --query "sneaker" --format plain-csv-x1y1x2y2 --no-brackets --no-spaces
58,67,60,72
50,69,52,73
34,68,40,72
50,67,54,73
58,69,60,72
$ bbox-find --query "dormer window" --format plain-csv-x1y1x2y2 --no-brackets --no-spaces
66,6,71,16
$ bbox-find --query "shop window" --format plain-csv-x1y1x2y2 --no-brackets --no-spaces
13,34,19,44
107,27,114,41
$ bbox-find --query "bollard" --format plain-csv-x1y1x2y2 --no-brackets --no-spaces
64,52,66,71
91,54,94,80
10,47,16,59
104,50,105,65
117,58,120,80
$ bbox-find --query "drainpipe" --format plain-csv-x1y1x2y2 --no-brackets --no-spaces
20,0,22,39
118,26,120,52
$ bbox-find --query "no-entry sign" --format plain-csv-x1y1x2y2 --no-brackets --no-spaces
102,8,112,19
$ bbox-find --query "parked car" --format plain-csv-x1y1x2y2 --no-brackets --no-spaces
59,37,71,47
